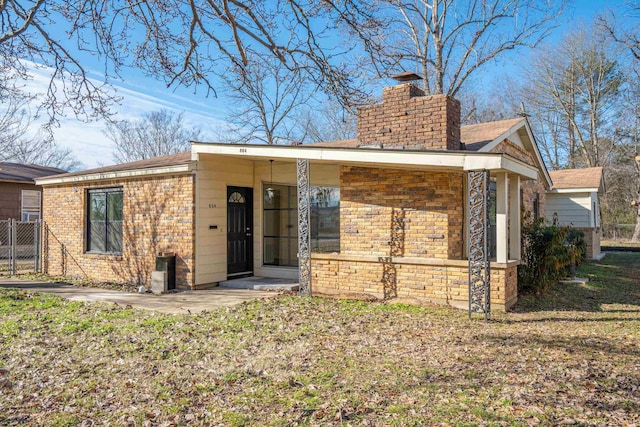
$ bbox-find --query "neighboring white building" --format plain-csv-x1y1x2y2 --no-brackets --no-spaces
547,167,604,259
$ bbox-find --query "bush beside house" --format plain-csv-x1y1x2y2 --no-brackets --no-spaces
518,214,586,294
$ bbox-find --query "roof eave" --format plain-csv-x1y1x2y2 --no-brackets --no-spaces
476,119,552,189
191,142,538,179
548,187,600,193
0,178,37,184
35,162,197,186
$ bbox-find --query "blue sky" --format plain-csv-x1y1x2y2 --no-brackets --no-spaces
23,0,629,169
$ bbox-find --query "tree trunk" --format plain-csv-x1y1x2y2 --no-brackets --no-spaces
632,204,640,242
634,158,640,242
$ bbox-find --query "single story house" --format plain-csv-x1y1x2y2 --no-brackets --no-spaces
36,78,553,312
0,162,66,221
546,167,604,259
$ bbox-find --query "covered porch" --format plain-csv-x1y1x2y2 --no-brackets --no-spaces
192,142,537,312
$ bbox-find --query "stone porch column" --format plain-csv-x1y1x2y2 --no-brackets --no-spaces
297,158,312,295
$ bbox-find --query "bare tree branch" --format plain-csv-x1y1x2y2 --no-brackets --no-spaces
379,0,565,96
222,57,314,145
104,109,202,163
0,0,122,132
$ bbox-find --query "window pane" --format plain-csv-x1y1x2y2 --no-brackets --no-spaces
264,237,282,265
264,209,295,237
289,186,298,209
310,187,340,253
89,222,106,252
289,237,298,266
108,221,123,253
228,191,245,204
311,187,339,207
89,193,106,221
288,210,298,238
108,192,123,221
22,190,41,210
263,210,281,237
311,205,340,252
264,184,290,209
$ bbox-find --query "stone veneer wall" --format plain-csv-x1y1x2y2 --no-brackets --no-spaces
42,174,195,289
357,83,461,150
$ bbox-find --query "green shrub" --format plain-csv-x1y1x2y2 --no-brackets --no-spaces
518,214,585,294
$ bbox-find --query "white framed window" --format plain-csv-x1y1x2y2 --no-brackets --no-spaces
21,190,41,221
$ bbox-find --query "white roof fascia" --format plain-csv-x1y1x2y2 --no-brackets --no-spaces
476,120,525,153
460,154,538,179
500,157,538,180
35,163,196,186
193,142,461,167
548,187,599,194
520,121,553,188
477,120,552,189
192,142,537,177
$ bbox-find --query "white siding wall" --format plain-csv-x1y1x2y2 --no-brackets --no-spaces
195,155,340,286
195,156,254,286
590,191,600,228
545,192,592,228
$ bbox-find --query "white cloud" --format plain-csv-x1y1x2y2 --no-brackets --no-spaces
19,64,230,168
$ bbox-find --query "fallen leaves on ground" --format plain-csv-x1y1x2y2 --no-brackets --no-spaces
1,253,639,426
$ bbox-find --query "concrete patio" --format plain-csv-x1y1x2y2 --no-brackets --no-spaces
0,278,277,314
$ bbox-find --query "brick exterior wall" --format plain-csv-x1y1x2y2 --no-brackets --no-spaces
576,227,601,259
521,179,547,220
340,166,464,259
490,139,534,165
312,256,518,311
42,174,195,289
310,164,517,312
357,83,461,150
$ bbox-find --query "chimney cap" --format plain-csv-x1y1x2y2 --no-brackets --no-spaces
392,72,423,82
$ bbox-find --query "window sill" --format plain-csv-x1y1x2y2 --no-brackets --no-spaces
84,251,123,260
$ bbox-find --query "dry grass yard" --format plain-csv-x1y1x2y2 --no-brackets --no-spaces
1,252,639,426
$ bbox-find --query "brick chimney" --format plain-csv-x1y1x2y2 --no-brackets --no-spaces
357,78,461,151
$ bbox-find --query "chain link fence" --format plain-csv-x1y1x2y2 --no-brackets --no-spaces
0,219,42,275
602,224,636,241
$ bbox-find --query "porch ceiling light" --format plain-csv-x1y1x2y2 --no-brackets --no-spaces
265,159,275,202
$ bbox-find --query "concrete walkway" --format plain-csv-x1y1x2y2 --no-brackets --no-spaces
0,278,277,314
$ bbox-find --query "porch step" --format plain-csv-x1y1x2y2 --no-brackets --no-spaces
219,276,299,292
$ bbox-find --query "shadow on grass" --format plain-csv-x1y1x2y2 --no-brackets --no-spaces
512,252,640,314
478,331,640,358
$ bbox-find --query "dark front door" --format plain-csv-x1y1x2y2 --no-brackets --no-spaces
227,186,253,277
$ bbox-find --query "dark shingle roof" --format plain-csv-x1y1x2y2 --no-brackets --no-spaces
0,162,67,183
